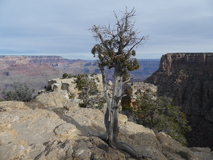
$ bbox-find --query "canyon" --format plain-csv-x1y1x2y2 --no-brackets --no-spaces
145,52,213,148
1,53,213,159
0,56,159,99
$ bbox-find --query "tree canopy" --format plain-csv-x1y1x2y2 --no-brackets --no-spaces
91,8,146,80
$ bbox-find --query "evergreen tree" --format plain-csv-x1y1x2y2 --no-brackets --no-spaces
75,73,105,109
90,8,146,158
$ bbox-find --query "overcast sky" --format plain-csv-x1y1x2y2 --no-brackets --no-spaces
0,0,212,60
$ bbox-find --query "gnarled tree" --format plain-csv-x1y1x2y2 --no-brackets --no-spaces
90,8,146,159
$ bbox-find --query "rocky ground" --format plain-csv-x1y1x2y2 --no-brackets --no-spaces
1,80,213,160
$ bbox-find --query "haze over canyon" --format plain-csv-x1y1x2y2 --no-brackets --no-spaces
0,55,160,99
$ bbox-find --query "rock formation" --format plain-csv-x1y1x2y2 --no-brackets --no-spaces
0,56,160,100
145,53,213,148
1,77,213,160
121,82,157,111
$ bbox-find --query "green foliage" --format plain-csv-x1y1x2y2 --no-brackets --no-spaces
2,82,35,102
62,73,68,79
92,44,140,79
90,8,145,81
75,74,87,90
75,74,105,108
79,95,106,109
75,74,98,94
91,72,97,77
62,73,73,79
134,94,191,145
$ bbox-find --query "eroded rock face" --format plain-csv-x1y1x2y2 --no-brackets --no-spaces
0,55,160,99
121,82,157,111
1,85,213,160
145,53,213,148
45,74,103,100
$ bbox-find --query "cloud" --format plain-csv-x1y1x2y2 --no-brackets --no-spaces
0,0,212,59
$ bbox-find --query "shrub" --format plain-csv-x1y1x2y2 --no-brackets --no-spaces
133,93,191,145
67,74,73,78
75,74,99,95
75,73,105,109
62,73,68,79
2,82,35,102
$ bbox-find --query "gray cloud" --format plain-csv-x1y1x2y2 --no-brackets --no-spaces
0,0,212,59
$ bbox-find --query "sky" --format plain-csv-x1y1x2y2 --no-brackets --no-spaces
0,0,212,60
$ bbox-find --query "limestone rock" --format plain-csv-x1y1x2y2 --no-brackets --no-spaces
53,123,80,139
1,82,213,160
156,132,199,160
0,140,31,160
46,74,103,100
31,90,69,108
190,147,213,160
0,101,29,111
47,78,78,95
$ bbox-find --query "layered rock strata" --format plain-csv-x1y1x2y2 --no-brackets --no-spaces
145,53,213,148
0,56,159,99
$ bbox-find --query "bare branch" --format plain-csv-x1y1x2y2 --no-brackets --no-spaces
122,78,131,84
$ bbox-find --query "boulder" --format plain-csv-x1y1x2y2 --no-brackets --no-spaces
47,78,79,98
30,90,69,108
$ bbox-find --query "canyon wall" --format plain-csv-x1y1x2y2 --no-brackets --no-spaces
0,56,159,99
145,53,213,148
0,56,65,99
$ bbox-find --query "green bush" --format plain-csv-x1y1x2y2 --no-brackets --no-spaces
133,94,191,145
62,73,68,79
2,82,35,102
75,73,105,109
75,74,99,95
67,74,73,78
62,73,73,79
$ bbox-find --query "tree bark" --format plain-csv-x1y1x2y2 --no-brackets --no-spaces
91,63,141,158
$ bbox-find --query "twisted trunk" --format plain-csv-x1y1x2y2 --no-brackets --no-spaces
107,64,122,147
90,63,141,159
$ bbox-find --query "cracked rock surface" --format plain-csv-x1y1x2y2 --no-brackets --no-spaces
0,90,213,160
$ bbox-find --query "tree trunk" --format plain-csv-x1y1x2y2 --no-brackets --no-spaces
108,63,123,144
90,63,141,159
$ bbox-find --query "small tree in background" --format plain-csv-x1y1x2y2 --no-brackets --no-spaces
90,8,146,158
62,73,68,79
2,82,35,102
62,73,73,79
75,73,105,109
